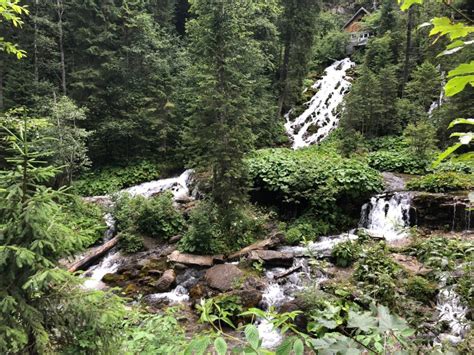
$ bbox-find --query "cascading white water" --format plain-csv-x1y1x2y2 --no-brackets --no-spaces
149,285,190,304
285,58,355,149
83,251,121,289
360,193,412,242
124,169,193,200
279,232,358,258
434,274,470,345
82,170,194,290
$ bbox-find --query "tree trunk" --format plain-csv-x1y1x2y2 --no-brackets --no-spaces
0,59,4,111
67,236,119,273
57,0,66,95
277,37,291,117
34,0,39,83
400,8,413,97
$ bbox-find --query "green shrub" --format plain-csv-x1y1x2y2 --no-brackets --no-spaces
368,150,429,174
196,295,243,329
179,201,266,255
113,192,185,241
405,276,437,303
409,236,471,270
354,244,400,304
331,240,361,267
118,231,145,254
113,193,146,232
246,147,383,214
407,172,474,192
61,197,107,249
285,220,321,245
73,161,162,196
137,192,185,240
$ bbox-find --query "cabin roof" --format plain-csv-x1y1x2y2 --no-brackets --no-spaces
343,7,371,30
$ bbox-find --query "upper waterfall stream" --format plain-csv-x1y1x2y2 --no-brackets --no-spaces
285,58,355,149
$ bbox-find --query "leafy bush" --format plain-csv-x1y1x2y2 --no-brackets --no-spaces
113,192,185,241
408,236,471,270
113,193,146,232
331,240,361,267
121,309,186,353
285,217,323,245
118,231,145,254
405,276,437,303
403,120,438,160
61,197,107,249
247,147,383,216
407,172,474,192
136,192,185,240
368,149,430,174
73,161,162,196
196,295,244,329
179,201,266,255
354,244,400,304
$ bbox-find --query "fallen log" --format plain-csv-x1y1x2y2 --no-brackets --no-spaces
228,233,284,260
275,265,302,280
167,250,214,267
68,236,119,273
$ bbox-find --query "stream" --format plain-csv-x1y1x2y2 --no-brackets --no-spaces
81,171,471,349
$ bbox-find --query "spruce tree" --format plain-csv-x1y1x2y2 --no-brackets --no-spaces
0,116,124,353
184,0,266,220
277,0,320,115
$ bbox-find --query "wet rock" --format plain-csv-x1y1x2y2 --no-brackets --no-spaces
174,263,188,270
412,192,473,231
154,269,176,292
189,283,207,301
248,250,293,267
124,283,140,295
176,268,204,289
168,250,214,266
205,264,243,292
231,289,262,309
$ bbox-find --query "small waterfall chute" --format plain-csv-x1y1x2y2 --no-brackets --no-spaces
360,192,412,242
285,58,355,149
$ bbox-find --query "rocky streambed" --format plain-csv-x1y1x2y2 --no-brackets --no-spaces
74,171,473,349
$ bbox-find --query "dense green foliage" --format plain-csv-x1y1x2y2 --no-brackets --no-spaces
114,191,185,241
247,147,383,212
407,171,474,192
73,161,163,196
179,200,267,254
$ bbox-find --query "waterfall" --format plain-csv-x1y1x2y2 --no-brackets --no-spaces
360,193,412,242
82,170,194,289
285,58,355,149
124,169,193,200
83,251,121,289
435,275,470,345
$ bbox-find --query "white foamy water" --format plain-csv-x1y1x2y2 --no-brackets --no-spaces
279,233,358,258
149,285,190,304
360,193,412,242
435,274,470,345
124,169,193,200
83,251,121,289
285,58,355,149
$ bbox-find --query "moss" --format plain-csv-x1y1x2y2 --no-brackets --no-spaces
405,276,437,303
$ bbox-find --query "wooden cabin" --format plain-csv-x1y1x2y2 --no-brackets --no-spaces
343,7,372,54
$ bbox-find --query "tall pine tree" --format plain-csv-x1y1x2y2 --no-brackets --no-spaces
184,0,267,218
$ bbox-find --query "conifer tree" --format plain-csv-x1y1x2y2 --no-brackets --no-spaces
184,0,267,218
0,116,124,354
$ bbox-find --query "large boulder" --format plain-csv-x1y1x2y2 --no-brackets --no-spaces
154,269,176,292
248,250,294,267
205,264,243,292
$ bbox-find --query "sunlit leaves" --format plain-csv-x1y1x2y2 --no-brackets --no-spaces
397,0,423,11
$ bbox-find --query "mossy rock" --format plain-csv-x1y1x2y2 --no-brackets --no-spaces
405,276,437,303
